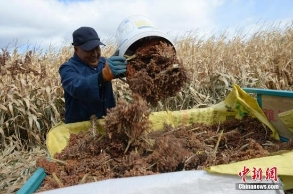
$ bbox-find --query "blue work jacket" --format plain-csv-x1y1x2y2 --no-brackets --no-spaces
59,54,116,123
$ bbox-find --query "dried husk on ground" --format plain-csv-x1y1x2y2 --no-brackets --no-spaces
36,96,293,192
0,141,47,193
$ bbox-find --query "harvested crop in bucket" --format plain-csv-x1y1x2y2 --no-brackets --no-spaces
116,15,189,106
126,38,188,106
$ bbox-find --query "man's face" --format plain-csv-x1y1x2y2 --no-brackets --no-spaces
75,46,101,67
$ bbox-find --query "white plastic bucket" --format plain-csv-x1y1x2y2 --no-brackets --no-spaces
115,15,175,57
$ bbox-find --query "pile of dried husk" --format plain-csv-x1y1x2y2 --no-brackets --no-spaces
36,95,293,192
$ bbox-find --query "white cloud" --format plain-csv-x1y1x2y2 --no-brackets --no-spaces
0,0,292,53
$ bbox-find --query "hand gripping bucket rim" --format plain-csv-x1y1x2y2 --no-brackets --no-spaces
115,15,175,57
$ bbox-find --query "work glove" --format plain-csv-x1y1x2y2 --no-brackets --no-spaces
102,55,127,81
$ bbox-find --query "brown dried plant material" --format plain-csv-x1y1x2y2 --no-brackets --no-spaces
146,134,192,172
126,38,189,106
103,94,152,155
36,110,293,192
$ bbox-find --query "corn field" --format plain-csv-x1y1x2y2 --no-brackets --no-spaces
1,21,293,193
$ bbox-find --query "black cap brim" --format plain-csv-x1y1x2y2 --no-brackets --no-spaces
79,39,106,51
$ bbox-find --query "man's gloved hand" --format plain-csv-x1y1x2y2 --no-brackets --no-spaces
102,56,127,81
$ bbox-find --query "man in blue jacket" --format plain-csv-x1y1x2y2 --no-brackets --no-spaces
59,27,127,123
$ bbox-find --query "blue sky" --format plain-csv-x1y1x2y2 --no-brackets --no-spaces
214,0,293,27
0,0,292,53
